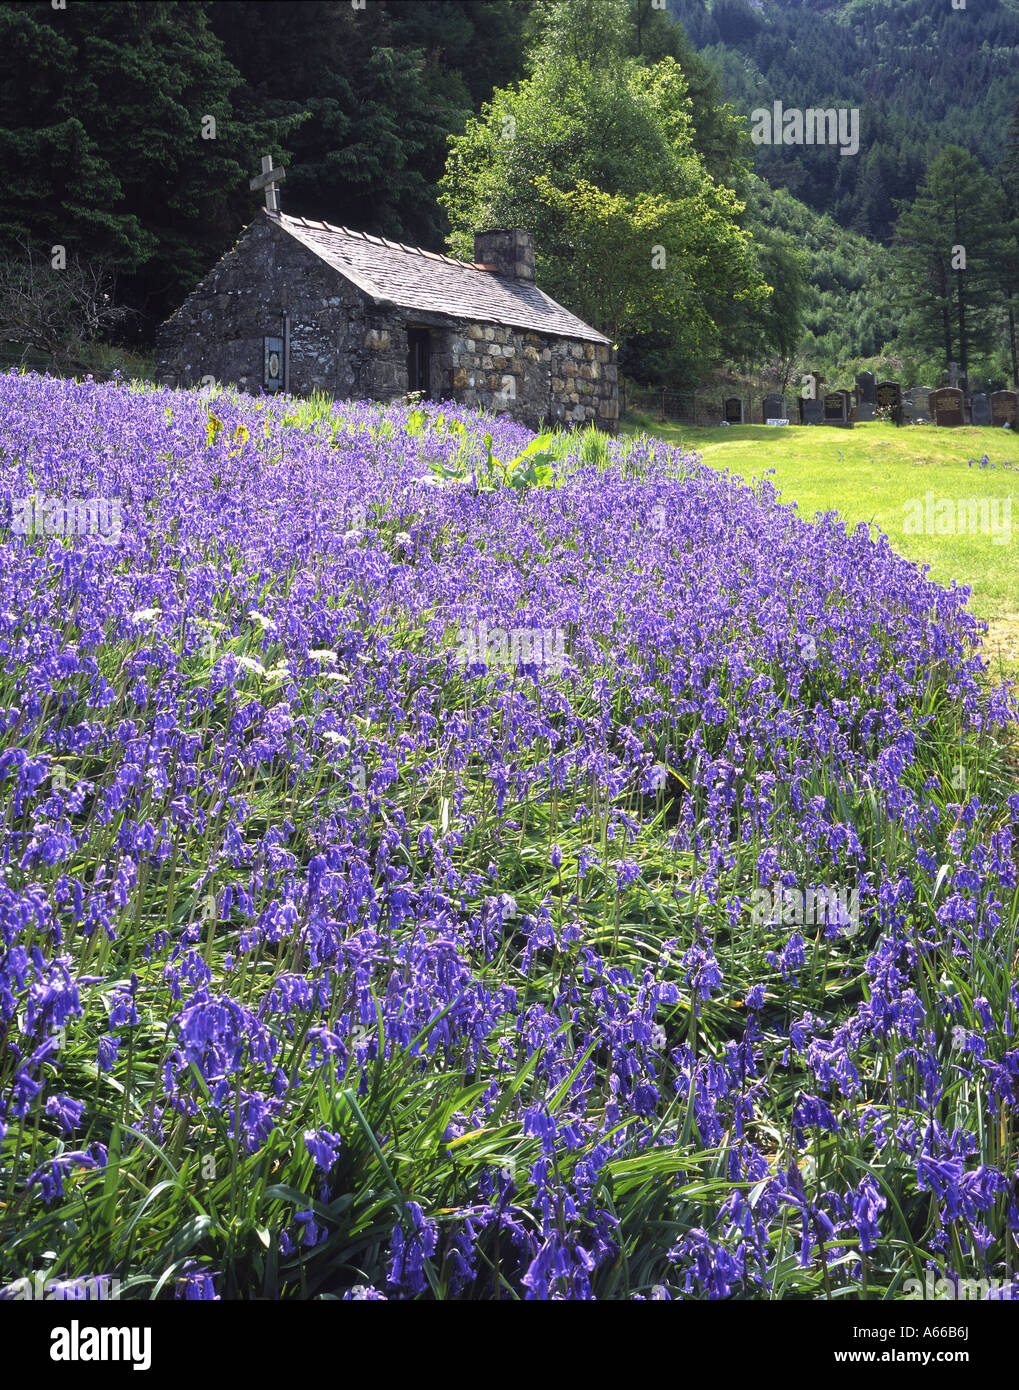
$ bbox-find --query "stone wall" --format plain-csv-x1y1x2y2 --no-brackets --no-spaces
155,218,618,432
548,339,618,429
154,219,370,396
445,325,617,432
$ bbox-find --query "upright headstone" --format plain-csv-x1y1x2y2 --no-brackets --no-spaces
971,392,991,427
931,387,964,427
875,381,901,414
912,386,932,420
763,394,786,423
900,392,917,423
724,396,744,424
991,390,1019,427
839,388,856,423
856,401,876,421
856,371,876,404
799,396,824,426
823,390,850,427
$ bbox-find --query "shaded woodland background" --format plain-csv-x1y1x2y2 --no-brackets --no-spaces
2,0,1018,389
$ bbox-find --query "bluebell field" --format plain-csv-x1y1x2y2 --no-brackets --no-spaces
1,373,1018,1300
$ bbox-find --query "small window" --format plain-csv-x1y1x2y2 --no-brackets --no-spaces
407,326,430,397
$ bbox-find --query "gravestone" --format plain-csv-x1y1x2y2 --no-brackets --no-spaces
723,396,744,424
823,390,849,427
900,392,917,423
991,390,1019,427
931,386,964,427
856,401,876,421
856,371,876,403
799,396,824,425
875,381,901,413
971,392,991,427
912,386,932,419
839,388,855,423
763,394,786,422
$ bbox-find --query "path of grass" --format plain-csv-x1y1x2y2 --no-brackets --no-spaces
624,414,1019,677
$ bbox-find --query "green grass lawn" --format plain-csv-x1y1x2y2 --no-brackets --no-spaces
624,413,1019,676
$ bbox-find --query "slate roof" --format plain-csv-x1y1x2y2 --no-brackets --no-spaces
267,210,610,345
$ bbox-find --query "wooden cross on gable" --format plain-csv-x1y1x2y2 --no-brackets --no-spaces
250,155,286,213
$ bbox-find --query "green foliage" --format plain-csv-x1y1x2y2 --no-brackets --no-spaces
740,178,899,379
0,1,529,341
717,215,808,368
527,0,635,66
428,425,565,493
628,0,754,190
889,146,1014,380
667,0,1019,241
440,43,767,379
530,177,704,344
20,0,1010,388
0,1,287,335
209,0,528,252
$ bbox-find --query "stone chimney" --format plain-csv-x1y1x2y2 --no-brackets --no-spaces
473,229,535,283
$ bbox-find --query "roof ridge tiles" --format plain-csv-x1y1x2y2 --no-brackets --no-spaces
280,212,502,273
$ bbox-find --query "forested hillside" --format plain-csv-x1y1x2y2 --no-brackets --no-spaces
1,0,1014,386
668,0,1019,240
741,177,896,368
0,0,531,339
